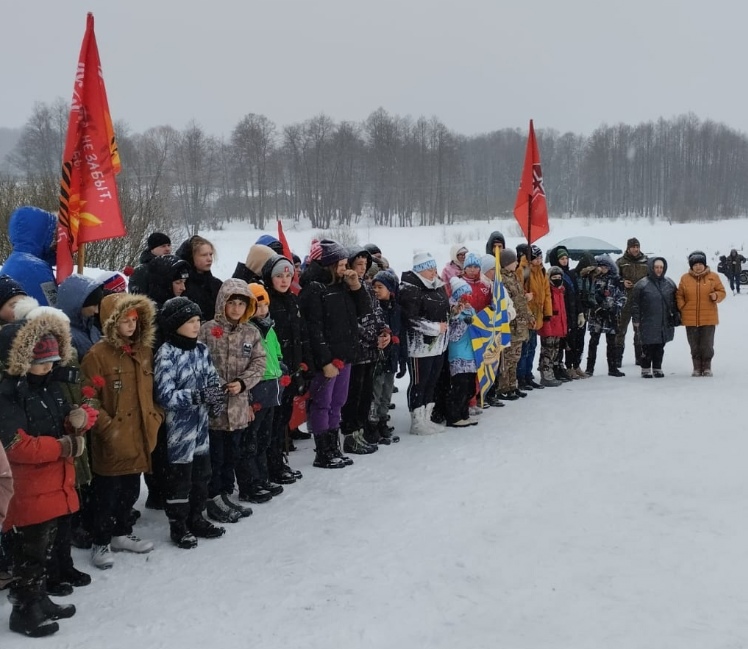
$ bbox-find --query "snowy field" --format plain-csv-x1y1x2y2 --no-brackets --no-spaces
2,216,748,648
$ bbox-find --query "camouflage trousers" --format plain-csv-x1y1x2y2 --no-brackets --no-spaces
538,336,561,374
498,339,523,392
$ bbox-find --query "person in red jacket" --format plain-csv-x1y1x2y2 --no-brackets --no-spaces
0,309,97,637
537,266,568,387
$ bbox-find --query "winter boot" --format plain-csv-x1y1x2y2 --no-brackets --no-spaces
653,367,665,378
513,387,528,398
526,376,545,389
343,429,378,454
312,433,346,469
641,367,653,378
377,418,399,443
425,403,446,433
9,600,60,638
259,481,284,497
702,359,713,377
447,419,473,428
540,370,561,387
409,406,435,436
58,567,91,588
554,366,572,382
91,544,114,570
328,429,354,465
206,495,243,522
496,390,519,401
189,515,226,539
517,377,532,391
110,534,154,553
607,364,625,377
363,420,381,445
565,367,579,380
39,596,76,620
169,522,198,549
237,485,273,504
574,367,590,379
70,526,93,549
45,580,73,597
691,359,702,377
221,493,253,517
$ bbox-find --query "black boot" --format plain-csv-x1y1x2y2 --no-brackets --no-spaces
189,515,226,539
342,429,378,455
45,580,74,597
9,600,60,638
39,595,76,620
608,364,625,377
59,566,91,588
289,428,311,440
169,522,198,549
553,366,572,382
527,377,545,389
328,429,354,466
363,420,381,445
377,419,399,443
312,433,346,469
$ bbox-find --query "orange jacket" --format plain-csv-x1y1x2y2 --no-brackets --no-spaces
676,268,726,326
516,258,552,330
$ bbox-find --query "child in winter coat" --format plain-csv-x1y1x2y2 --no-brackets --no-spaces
235,283,286,503
585,255,627,377
154,297,226,549
0,308,97,637
462,252,492,312
370,270,406,444
198,279,265,519
81,294,164,569
445,277,478,428
537,267,568,387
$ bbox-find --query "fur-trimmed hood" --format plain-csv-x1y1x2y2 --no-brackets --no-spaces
0,308,73,376
99,293,156,350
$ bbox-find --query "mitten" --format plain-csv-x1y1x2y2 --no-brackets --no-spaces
208,402,225,419
194,385,225,406
396,362,407,379
59,435,86,458
68,404,98,433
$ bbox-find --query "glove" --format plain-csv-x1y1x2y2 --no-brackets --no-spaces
194,385,225,406
577,313,586,327
208,402,225,419
58,435,86,458
543,315,552,322
68,404,98,433
396,362,407,379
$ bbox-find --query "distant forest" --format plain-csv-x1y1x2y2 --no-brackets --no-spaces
1,100,747,266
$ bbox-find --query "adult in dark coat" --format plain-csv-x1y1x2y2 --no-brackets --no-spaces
175,236,222,321
630,257,677,378
725,249,746,294
127,233,172,295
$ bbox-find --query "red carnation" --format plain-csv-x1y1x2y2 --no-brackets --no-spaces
298,362,309,373
331,359,344,370
123,265,135,277
122,344,133,356
252,402,262,412
81,385,96,399
92,375,106,388
280,375,291,387
211,326,224,339
391,335,400,345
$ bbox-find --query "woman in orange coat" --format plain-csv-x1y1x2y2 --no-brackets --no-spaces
676,251,726,377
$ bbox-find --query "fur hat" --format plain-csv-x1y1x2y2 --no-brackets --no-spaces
449,276,472,301
159,297,202,335
627,237,641,249
147,232,171,251
319,239,348,267
463,252,481,269
372,270,398,296
413,250,437,273
688,250,707,268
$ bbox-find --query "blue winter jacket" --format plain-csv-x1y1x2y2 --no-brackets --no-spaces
1,207,58,306
57,274,104,360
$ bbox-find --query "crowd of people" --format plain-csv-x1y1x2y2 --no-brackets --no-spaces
0,205,729,637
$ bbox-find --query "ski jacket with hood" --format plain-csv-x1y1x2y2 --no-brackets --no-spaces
440,244,468,291
587,255,626,335
57,273,104,360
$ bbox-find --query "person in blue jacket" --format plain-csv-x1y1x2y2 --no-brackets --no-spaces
1,206,58,306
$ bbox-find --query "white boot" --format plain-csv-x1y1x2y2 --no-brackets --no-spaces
111,534,154,554
91,544,114,569
424,403,445,433
409,407,435,435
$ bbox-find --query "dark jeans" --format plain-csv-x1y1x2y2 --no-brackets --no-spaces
517,330,538,379
406,353,445,411
728,273,739,292
164,454,212,526
236,409,274,494
10,519,57,604
686,325,716,367
144,423,169,505
641,343,665,370
341,362,375,435
208,429,241,498
46,514,74,586
91,473,141,545
446,372,476,424
269,395,293,479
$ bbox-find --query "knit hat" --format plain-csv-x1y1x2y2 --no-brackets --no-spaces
688,250,707,268
319,239,348,267
450,276,472,301
549,265,563,278
480,254,496,275
248,283,270,306
413,250,437,273
555,247,569,260
364,243,382,256
530,245,543,260
500,249,518,268
159,297,202,334
171,260,190,281
255,235,284,255
372,270,398,296
147,232,171,251
97,271,127,294
82,285,105,309
32,334,61,364
0,275,27,309
627,237,640,249
270,256,294,278
463,252,481,269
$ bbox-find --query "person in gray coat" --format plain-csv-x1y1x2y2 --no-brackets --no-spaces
630,257,677,378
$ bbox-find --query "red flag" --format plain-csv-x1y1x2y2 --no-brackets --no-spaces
513,120,549,244
276,220,300,295
57,13,125,282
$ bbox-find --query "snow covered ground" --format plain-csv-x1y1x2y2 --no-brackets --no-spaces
2,216,748,648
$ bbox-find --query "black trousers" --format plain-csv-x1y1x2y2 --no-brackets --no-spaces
46,514,74,586
641,343,665,370
407,353,445,411
446,372,476,424
268,394,293,479
586,331,617,372
341,362,375,434
164,454,212,526
11,519,57,604
91,473,141,545
208,429,241,498
144,423,169,505
236,409,274,494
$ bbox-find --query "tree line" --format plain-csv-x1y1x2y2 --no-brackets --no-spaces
2,101,748,266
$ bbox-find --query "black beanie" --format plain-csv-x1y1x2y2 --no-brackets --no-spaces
147,232,171,251
82,286,105,309
159,297,202,334
0,275,27,309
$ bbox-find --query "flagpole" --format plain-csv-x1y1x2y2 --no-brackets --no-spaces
77,243,86,275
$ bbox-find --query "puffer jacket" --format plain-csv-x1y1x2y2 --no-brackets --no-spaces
516,257,552,330
56,273,104,360
464,273,492,312
0,311,79,530
501,270,530,343
538,283,567,338
549,247,580,329
198,279,266,431
676,267,726,327
587,255,626,334
128,248,157,295
631,258,677,345
399,270,449,358
81,294,164,476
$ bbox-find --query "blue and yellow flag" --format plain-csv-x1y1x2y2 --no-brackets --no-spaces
469,252,512,405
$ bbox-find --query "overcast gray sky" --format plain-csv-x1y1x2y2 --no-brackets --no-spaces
3,0,745,137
